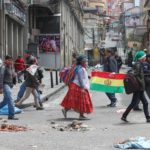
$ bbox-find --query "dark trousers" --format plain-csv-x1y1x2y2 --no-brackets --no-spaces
134,84,150,109
123,91,149,119
146,85,150,99
105,93,117,103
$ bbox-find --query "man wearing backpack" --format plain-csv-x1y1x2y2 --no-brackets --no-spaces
103,49,118,107
121,51,150,123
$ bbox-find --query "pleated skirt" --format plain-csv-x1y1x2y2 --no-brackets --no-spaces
61,83,93,114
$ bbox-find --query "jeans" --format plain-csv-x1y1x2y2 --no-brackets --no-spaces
105,93,117,103
17,87,41,108
16,82,41,103
123,91,149,119
0,84,15,117
17,81,26,101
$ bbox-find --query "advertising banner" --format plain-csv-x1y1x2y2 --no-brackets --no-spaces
39,35,60,53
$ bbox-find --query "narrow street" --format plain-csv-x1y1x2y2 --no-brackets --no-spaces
0,87,150,150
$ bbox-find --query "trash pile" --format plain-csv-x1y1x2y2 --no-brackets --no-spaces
50,120,93,132
0,123,28,132
114,136,150,149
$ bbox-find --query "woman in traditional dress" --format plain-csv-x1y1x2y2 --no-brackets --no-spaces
61,55,93,120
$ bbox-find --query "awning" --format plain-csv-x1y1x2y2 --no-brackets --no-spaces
83,7,99,14
84,48,93,51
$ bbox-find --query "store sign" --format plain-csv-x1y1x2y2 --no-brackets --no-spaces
5,3,26,23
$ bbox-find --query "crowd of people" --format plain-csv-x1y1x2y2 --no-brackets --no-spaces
94,48,150,123
0,49,150,123
0,54,44,120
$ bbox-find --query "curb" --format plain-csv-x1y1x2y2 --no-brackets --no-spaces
16,85,66,109
41,84,66,102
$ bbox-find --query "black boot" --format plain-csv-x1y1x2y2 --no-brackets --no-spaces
121,116,128,122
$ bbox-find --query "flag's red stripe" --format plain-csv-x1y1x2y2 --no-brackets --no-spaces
91,71,126,79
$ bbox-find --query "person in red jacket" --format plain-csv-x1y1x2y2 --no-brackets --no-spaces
14,56,25,83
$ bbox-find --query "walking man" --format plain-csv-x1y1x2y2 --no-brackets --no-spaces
103,49,118,107
121,51,150,123
0,56,18,120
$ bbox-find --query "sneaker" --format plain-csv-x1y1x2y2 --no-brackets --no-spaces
146,117,150,123
121,116,128,122
147,119,150,123
107,102,116,107
39,102,43,107
8,116,19,120
36,107,44,110
62,109,67,118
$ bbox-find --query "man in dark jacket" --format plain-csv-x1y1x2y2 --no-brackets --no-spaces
103,49,118,107
143,54,150,99
0,56,18,120
121,51,150,123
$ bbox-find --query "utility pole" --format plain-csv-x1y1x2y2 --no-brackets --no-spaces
92,28,95,47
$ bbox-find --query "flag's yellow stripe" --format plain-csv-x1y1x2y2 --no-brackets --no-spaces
91,77,124,87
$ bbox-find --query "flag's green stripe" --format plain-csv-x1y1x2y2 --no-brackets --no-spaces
90,83,124,93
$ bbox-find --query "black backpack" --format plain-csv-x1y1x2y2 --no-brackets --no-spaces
123,71,141,94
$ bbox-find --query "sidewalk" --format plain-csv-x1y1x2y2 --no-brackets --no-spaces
0,70,65,106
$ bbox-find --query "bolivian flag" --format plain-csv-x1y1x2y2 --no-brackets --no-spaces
90,71,126,93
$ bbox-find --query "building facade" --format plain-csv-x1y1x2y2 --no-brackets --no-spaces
83,0,107,66
144,0,150,51
0,0,27,59
25,0,84,69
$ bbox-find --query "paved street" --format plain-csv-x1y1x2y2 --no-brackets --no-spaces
0,86,150,150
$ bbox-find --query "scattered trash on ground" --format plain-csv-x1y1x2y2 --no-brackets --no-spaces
117,109,133,114
31,145,38,148
50,120,93,132
0,123,28,132
114,136,150,149
0,105,22,115
116,109,126,114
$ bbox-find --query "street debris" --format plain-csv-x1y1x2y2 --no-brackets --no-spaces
31,145,38,148
50,120,93,132
114,136,150,149
0,123,28,132
117,109,133,114
116,109,126,114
